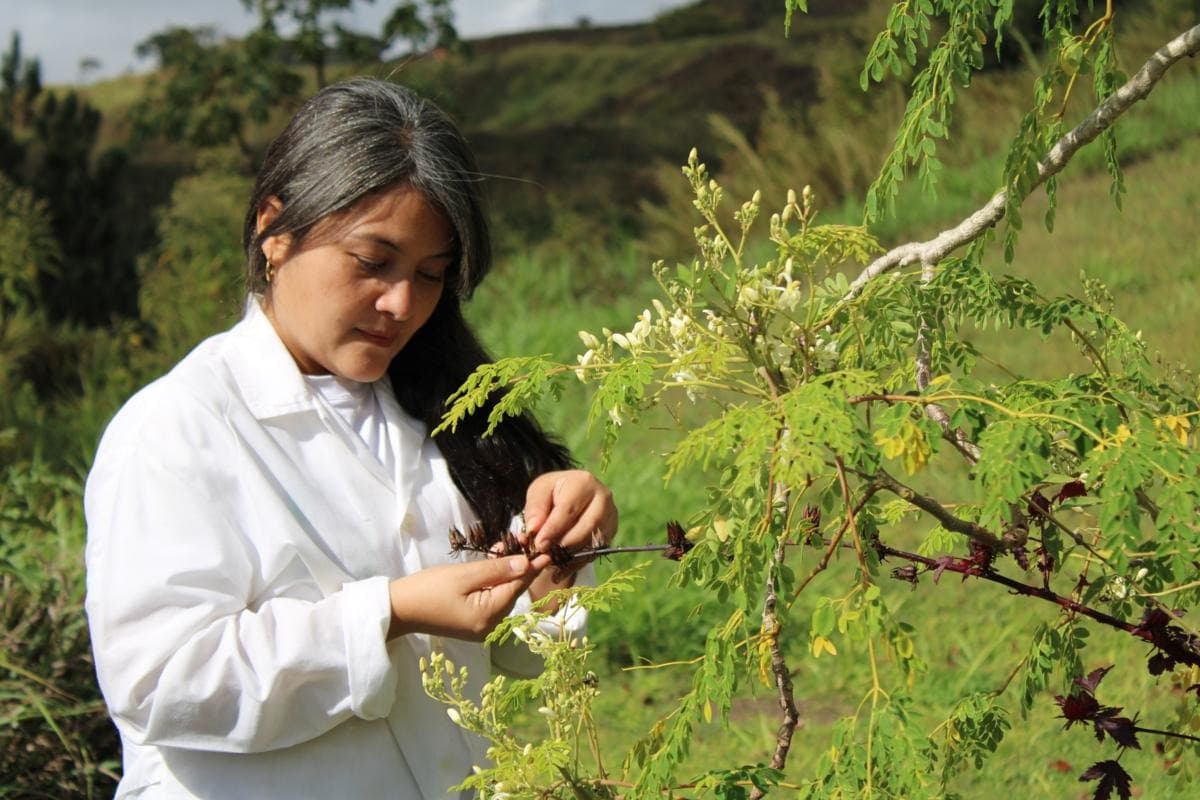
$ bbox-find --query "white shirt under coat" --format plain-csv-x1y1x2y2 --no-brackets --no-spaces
84,299,587,799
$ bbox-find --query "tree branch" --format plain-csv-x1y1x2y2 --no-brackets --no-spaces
844,23,1200,300
872,468,1002,548
750,535,800,800
915,257,983,464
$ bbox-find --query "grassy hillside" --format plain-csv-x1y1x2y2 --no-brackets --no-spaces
79,0,877,247
5,1,1200,796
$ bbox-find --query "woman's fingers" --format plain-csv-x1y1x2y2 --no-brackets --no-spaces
388,554,549,641
524,470,618,554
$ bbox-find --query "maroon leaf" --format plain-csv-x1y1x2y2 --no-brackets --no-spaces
1075,665,1113,695
1094,714,1140,750
1078,759,1133,800
931,555,955,583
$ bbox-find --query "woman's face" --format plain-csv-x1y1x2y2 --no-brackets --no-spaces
259,185,454,382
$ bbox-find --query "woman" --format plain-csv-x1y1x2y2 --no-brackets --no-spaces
84,78,617,799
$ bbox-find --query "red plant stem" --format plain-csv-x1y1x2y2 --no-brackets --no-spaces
876,543,1145,638
1132,725,1200,745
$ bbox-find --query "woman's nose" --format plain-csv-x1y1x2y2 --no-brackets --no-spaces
377,279,413,320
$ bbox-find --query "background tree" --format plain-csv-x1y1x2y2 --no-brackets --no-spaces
77,56,102,84
132,26,303,166
394,0,459,54
0,32,42,129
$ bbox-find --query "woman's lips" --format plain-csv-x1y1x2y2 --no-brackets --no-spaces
357,328,398,347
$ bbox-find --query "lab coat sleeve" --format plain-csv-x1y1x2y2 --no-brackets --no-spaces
85,413,398,754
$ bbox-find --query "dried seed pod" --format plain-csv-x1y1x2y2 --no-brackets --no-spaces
663,520,694,561
548,543,572,568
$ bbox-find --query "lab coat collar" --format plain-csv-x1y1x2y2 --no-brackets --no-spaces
223,296,430,506
225,296,324,420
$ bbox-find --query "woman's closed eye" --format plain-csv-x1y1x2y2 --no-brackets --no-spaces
353,254,388,273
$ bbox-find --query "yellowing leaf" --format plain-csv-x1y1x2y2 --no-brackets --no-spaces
873,420,931,475
1097,423,1133,452
703,699,713,723
811,635,837,658
1155,414,1192,446
712,518,729,542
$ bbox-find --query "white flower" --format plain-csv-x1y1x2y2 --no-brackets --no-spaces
669,312,689,341
608,406,623,427
446,708,462,725
574,349,595,382
611,332,631,350
737,284,761,307
777,281,803,312
577,330,600,350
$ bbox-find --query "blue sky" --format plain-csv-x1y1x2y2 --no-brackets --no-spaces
1,0,689,85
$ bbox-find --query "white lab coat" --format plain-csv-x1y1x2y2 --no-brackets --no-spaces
84,300,586,799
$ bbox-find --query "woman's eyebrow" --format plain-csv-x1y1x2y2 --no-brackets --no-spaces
347,233,455,259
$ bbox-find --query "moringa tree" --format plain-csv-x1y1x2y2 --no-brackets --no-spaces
426,3,1200,798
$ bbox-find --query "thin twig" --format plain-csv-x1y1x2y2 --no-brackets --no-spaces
788,482,883,605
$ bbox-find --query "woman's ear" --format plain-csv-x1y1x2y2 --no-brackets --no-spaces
257,196,290,264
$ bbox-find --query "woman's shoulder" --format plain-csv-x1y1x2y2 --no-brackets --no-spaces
96,328,248,457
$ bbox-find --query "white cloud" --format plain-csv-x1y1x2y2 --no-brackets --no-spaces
0,0,688,85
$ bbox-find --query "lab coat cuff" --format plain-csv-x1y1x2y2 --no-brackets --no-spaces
340,576,396,720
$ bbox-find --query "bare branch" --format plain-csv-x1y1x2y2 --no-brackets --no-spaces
844,23,1200,300
872,468,1002,548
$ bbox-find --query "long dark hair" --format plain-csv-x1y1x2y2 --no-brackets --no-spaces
243,78,572,534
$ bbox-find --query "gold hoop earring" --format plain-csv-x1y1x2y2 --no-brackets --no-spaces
265,260,276,284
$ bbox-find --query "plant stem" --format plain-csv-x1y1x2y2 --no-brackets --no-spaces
751,536,800,800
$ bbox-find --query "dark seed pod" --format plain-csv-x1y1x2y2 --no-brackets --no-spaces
663,520,694,561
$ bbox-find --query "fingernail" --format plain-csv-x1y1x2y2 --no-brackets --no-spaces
509,557,527,575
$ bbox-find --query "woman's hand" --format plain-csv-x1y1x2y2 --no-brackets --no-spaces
387,554,549,641
522,470,619,602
